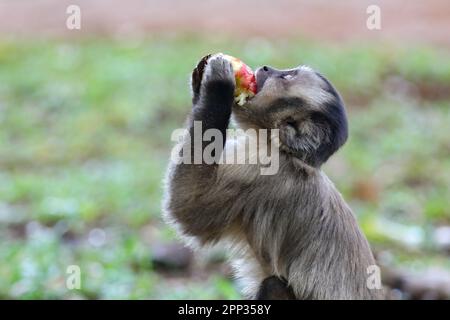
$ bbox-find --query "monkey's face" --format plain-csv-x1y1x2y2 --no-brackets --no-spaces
233,65,348,167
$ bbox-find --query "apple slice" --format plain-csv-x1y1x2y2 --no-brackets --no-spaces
223,54,257,106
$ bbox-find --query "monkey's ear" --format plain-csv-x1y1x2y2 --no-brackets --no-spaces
279,115,331,167
280,111,346,168
303,111,347,167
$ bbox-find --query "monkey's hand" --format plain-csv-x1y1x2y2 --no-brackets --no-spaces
189,53,236,147
191,54,210,103
191,53,236,106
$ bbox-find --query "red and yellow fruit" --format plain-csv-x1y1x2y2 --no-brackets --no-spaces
223,54,257,106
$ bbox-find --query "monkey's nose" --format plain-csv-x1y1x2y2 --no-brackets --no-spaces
262,66,277,73
256,66,281,91
256,67,271,92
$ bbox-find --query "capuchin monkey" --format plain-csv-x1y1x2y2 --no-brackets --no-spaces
163,53,384,299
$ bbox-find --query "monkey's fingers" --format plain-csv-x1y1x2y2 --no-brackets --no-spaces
191,54,212,98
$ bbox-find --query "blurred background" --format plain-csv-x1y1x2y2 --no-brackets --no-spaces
0,0,449,299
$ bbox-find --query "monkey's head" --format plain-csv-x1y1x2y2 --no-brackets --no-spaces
233,65,348,168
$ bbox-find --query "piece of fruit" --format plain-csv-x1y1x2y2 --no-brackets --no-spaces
223,54,257,106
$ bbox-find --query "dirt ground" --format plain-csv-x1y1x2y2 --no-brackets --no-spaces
0,0,449,45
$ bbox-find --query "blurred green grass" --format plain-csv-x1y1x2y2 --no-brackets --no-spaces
0,36,449,299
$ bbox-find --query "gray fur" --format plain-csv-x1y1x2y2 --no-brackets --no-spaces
162,54,384,299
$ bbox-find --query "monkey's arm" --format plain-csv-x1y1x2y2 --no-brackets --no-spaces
190,54,235,139
164,54,240,244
